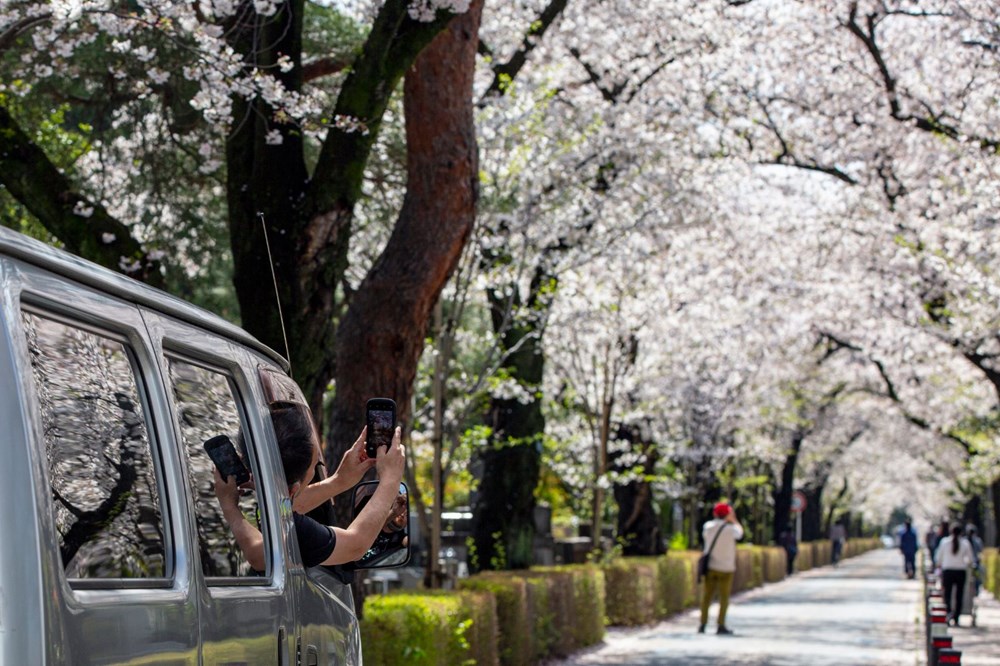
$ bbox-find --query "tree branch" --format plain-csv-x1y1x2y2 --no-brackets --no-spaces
480,0,569,100
755,96,858,185
817,328,974,454
0,104,164,287
0,11,51,55
309,0,459,212
568,46,627,103
844,2,999,153
302,55,350,82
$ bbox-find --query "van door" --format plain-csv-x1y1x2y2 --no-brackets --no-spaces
257,366,363,666
140,309,294,665
8,262,198,665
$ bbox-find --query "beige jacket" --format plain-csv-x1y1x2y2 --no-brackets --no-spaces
702,519,744,573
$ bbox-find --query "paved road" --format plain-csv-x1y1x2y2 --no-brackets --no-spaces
557,548,926,665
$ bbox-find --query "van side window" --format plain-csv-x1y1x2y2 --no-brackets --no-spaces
21,311,167,581
167,357,267,579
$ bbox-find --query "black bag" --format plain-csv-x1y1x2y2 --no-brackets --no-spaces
697,553,710,581
698,523,728,583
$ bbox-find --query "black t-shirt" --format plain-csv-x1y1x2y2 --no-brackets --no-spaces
293,513,336,567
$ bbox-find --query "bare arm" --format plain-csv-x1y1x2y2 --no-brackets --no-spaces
293,427,376,514
214,468,266,571
320,427,405,565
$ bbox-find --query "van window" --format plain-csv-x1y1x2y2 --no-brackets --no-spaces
21,311,167,581
167,356,267,579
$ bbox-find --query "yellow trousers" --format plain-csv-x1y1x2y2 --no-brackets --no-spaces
700,570,735,627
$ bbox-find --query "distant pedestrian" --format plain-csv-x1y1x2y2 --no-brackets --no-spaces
778,523,797,575
698,502,743,636
925,525,939,566
967,525,984,597
934,525,974,627
829,521,846,566
897,520,918,579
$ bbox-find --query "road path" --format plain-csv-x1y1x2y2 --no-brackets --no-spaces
557,548,927,665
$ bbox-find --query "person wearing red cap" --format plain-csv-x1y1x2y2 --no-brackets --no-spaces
698,502,743,635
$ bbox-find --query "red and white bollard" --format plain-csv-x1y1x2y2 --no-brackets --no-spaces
928,609,949,641
937,648,962,665
930,635,953,666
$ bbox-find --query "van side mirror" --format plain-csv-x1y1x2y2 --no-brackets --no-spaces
351,481,410,569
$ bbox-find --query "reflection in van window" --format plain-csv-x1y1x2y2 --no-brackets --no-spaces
21,311,166,580
168,357,265,578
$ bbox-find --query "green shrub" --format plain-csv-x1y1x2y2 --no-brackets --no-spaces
796,543,813,571
982,548,998,599
677,551,702,603
520,574,558,660
814,540,831,566
361,590,498,666
459,574,530,666
760,546,786,582
462,590,501,666
521,570,575,658
603,558,658,626
654,554,692,618
532,564,605,649
748,547,765,588
731,548,754,592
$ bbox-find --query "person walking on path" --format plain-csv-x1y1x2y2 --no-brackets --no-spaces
898,519,919,579
934,524,975,627
778,523,797,576
829,521,846,566
699,502,743,636
925,524,939,567
966,524,984,597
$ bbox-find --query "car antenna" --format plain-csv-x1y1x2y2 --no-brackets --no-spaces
258,211,293,376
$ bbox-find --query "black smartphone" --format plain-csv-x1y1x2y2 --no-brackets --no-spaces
365,398,396,459
203,435,251,485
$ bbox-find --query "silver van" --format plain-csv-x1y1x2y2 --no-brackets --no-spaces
0,227,370,665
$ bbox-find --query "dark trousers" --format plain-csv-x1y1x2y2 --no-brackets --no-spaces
942,569,967,620
903,553,916,577
785,548,797,575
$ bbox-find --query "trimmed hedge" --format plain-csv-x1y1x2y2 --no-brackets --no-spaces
532,564,606,649
458,574,530,666
359,537,882,665
673,550,702,607
982,548,998,599
760,546,786,582
520,573,568,659
604,558,658,626
360,589,498,666
654,553,694,618
797,542,814,571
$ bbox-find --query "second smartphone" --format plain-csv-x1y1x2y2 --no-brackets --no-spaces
365,398,396,459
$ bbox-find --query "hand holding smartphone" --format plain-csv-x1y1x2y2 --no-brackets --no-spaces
365,398,396,459
204,435,251,485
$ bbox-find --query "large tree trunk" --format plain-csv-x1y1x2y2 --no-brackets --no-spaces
612,423,664,556
224,0,457,418
801,483,825,542
962,495,983,533
773,430,804,540
470,267,549,571
326,0,483,506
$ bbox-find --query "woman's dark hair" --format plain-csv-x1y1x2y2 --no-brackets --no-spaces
951,525,962,555
270,402,317,487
